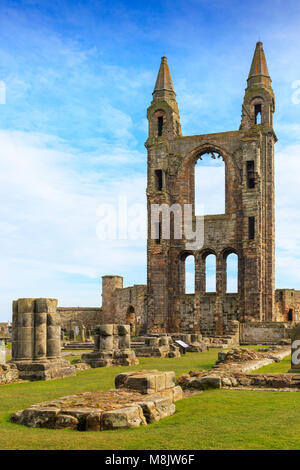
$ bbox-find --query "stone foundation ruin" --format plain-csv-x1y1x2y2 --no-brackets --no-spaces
178,345,300,391
11,370,183,431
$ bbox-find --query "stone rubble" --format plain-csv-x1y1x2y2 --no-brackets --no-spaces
178,346,300,391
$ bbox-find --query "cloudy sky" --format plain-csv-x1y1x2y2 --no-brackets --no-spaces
0,0,300,321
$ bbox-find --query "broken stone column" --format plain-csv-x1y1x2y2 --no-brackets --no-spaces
16,298,35,361
34,299,48,361
82,324,138,368
80,325,86,343
46,301,61,359
11,298,76,381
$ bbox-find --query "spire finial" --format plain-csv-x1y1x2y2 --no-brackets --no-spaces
247,41,271,88
152,56,176,101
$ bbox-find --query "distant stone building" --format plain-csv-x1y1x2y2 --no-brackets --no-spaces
275,289,300,322
101,276,147,336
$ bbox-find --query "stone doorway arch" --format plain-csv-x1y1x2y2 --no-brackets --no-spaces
126,306,136,336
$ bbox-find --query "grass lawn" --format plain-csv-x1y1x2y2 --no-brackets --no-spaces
253,354,294,374
0,350,300,450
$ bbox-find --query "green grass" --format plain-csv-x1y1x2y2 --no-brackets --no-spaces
0,350,300,450
253,355,293,374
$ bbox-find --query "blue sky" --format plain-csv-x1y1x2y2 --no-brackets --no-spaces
0,0,300,320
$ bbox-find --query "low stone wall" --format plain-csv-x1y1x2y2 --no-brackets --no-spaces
240,322,292,344
11,370,183,431
178,346,300,391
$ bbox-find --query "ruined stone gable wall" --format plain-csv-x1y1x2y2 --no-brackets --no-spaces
111,285,147,336
101,277,147,336
147,127,275,334
146,48,276,335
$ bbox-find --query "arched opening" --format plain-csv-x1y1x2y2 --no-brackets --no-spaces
195,152,225,216
126,306,136,336
205,254,216,292
153,110,166,138
254,103,262,124
288,309,293,322
185,255,195,294
226,252,238,293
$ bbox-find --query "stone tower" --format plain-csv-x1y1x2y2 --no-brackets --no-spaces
145,43,276,335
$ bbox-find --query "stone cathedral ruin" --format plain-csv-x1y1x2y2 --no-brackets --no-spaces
5,42,300,354
3,43,300,433
97,42,299,345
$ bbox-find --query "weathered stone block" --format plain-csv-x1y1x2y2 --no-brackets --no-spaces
172,385,183,401
152,397,176,419
98,324,113,336
17,407,59,428
55,414,79,430
136,400,160,423
86,412,102,431
119,334,130,349
191,376,222,390
125,374,156,394
118,325,130,336
100,335,113,350
165,371,175,389
156,373,166,392
101,405,146,430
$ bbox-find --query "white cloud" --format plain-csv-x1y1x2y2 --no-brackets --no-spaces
0,129,147,321
275,143,300,288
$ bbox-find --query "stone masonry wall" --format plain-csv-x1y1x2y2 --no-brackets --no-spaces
101,276,147,336
146,46,276,334
240,322,292,344
275,289,300,323
57,307,102,333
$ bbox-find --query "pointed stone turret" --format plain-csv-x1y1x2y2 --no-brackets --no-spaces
247,41,271,88
146,56,181,141
240,42,275,130
153,56,176,101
